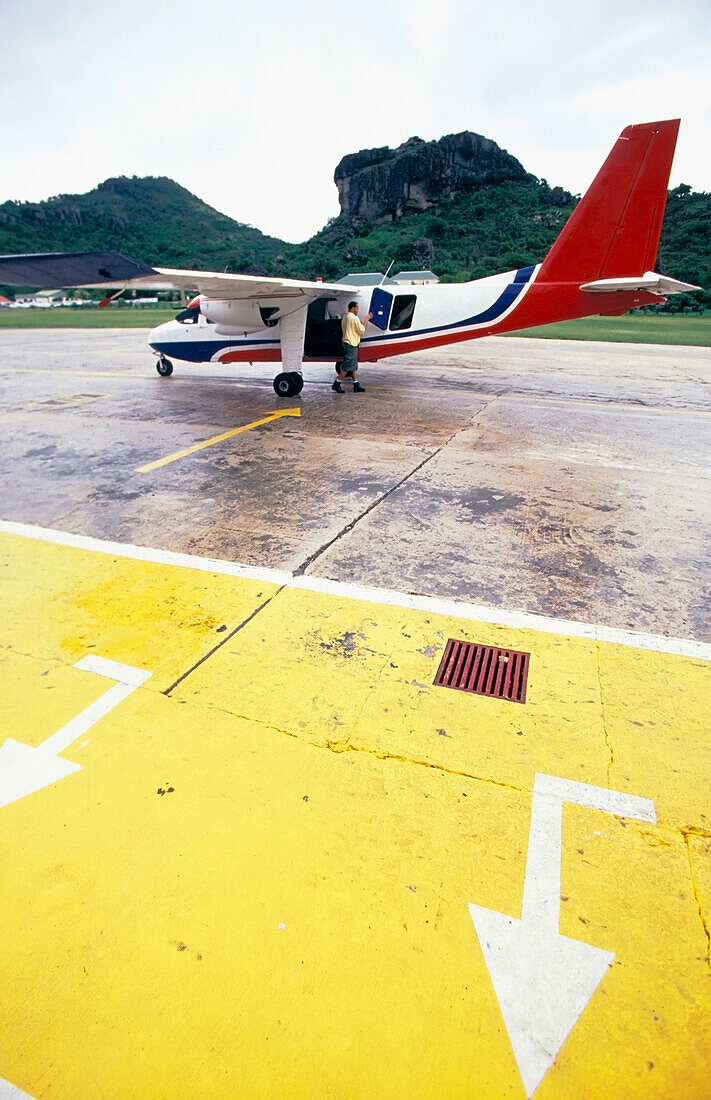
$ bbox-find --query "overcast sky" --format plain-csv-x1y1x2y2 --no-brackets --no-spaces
2,0,709,243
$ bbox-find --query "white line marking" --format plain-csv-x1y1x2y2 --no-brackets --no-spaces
40,656,150,757
533,773,656,822
522,776,655,934
0,1076,36,1099
0,520,290,587
75,653,151,688
0,655,151,809
469,774,656,1097
1,519,709,661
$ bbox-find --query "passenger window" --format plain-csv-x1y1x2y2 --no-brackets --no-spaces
389,294,416,331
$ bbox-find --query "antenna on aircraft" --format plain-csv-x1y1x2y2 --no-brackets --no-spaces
378,261,394,286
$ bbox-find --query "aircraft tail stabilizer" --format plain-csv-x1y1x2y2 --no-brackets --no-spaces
538,120,681,285
580,272,700,296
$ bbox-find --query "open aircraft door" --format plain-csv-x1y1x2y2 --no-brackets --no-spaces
369,287,393,330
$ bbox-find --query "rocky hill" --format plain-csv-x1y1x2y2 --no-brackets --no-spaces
334,131,528,222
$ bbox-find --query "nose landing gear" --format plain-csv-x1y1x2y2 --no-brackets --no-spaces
156,356,174,377
273,371,303,397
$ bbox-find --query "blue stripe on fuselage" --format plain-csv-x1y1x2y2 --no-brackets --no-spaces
514,265,536,283
148,339,279,363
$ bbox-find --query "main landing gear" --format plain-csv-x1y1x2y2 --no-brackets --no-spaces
156,356,173,377
273,371,304,397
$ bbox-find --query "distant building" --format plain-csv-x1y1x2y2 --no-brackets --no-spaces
15,289,65,306
13,289,90,307
391,270,440,285
338,270,440,287
339,272,397,286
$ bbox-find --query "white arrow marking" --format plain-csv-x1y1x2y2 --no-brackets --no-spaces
0,655,151,809
469,773,656,1098
0,1074,36,1098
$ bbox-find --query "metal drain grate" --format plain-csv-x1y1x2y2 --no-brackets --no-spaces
434,640,530,703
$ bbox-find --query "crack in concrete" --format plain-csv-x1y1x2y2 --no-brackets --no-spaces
682,830,711,973
680,825,711,840
344,648,397,751
292,403,498,579
162,587,287,695
595,644,614,784
671,363,711,388
0,643,64,666
170,689,527,793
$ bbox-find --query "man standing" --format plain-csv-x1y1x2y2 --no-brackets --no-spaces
333,301,372,393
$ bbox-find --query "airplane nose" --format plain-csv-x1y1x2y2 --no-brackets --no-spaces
148,319,174,349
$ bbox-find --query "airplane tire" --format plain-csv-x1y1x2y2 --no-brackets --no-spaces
290,372,304,395
156,357,173,377
273,371,299,397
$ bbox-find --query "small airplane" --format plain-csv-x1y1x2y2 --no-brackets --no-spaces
0,119,699,398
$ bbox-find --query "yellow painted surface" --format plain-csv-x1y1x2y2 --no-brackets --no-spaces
0,530,709,1099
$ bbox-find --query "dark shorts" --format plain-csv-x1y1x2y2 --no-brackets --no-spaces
341,342,359,371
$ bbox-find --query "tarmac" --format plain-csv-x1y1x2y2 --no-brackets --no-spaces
0,329,709,1098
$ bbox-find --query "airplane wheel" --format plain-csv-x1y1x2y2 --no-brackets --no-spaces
156,357,173,377
273,371,299,397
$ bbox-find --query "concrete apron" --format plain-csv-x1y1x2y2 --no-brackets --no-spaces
0,330,709,641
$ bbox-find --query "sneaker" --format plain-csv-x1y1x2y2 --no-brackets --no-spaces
353,382,366,392
332,380,345,393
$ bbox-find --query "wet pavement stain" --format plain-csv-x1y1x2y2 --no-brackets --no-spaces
459,488,527,517
319,631,365,658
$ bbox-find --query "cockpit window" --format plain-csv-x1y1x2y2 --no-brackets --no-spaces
175,305,200,325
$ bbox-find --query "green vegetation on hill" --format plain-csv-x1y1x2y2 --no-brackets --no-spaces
659,185,711,305
0,167,708,309
280,178,576,283
0,176,284,274
283,180,710,311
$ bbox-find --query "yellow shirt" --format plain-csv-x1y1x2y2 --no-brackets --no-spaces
342,311,366,347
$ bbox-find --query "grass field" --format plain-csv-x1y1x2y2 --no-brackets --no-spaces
507,313,711,346
0,307,176,329
0,307,709,346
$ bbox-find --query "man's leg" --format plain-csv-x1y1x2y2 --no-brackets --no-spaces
334,343,357,391
333,346,349,391
351,350,365,392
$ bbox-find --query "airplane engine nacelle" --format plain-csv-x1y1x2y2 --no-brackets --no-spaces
202,299,267,333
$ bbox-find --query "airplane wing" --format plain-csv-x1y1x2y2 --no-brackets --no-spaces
0,250,356,299
150,267,354,298
0,251,158,288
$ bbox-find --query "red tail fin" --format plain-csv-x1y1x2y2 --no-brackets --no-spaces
538,120,680,283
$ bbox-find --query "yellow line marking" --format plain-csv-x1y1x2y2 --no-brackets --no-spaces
7,368,140,379
29,394,108,408
136,408,301,473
